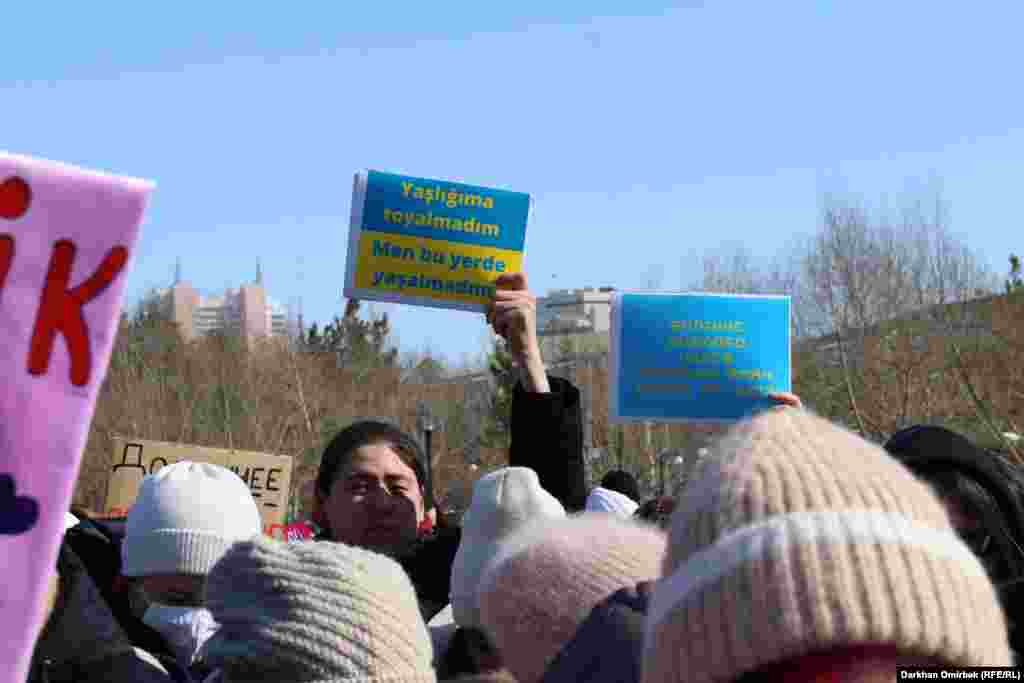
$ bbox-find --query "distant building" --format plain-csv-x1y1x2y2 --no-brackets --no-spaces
536,286,615,334
536,287,616,358
156,261,290,344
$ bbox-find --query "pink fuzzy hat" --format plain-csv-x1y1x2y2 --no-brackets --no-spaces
477,514,666,683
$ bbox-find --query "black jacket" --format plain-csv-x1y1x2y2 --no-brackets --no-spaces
28,543,186,682
398,374,586,621
63,516,179,662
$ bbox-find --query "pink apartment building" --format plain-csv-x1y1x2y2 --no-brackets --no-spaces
158,263,290,344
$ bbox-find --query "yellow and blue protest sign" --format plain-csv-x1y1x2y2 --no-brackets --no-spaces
609,291,791,424
344,170,531,311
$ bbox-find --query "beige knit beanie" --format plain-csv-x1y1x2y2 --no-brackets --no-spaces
478,514,666,683
643,408,1012,683
201,535,436,683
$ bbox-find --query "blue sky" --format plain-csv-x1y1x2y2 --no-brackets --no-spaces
4,2,1021,367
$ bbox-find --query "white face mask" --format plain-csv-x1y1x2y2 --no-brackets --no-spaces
143,604,220,666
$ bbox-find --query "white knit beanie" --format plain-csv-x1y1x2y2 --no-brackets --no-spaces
122,461,262,577
584,487,640,518
642,408,1013,683
450,467,566,629
201,535,437,683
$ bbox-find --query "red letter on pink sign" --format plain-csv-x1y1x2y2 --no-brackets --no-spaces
0,235,12,297
28,240,129,387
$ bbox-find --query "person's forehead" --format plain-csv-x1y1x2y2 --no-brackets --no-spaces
343,443,417,479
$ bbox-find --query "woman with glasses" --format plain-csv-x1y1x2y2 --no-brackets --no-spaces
884,425,1024,659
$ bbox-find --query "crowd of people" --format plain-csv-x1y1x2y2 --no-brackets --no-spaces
26,272,1024,682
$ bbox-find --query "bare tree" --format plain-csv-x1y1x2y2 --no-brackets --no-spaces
801,192,995,335
794,188,998,438
688,242,810,341
687,190,1001,442
691,243,762,295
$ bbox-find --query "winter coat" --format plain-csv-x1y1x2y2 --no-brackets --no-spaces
28,544,191,682
540,584,651,683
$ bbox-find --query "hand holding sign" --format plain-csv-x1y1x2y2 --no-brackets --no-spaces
768,392,803,410
488,273,538,356
488,272,549,394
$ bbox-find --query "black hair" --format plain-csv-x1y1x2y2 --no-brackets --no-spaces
635,496,675,529
316,419,427,500
885,426,1024,576
885,425,1024,653
600,470,641,503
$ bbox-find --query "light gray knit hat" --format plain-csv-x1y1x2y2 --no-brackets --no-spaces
200,535,437,683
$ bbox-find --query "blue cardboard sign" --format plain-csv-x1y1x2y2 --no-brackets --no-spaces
609,292,791,423
344,170,531,312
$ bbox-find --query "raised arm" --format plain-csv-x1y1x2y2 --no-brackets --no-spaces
488,273,587,512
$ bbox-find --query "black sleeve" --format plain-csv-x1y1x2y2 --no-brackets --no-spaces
402,528,462,622
509,375,588,512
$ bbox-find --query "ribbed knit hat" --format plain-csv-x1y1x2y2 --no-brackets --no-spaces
478,514,666,683
201,535,436,683
122,461,262,577
642,409,1012,683
451,467,566,629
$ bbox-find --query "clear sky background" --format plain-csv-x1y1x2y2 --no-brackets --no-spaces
4,2,1021,367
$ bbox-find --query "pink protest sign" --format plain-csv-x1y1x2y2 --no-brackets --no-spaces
0,152,153,683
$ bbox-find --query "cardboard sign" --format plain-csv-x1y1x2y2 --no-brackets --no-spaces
609,291,791,424
0,152,152,683
105,437,294,536
344,170,531,312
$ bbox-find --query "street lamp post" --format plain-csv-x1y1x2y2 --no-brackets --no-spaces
614,427,625,469
658,449,685,497
417,403,440,512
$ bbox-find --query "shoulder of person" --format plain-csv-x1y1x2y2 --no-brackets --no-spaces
45,645,182,683
37,545,134,669
400,533,460,606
